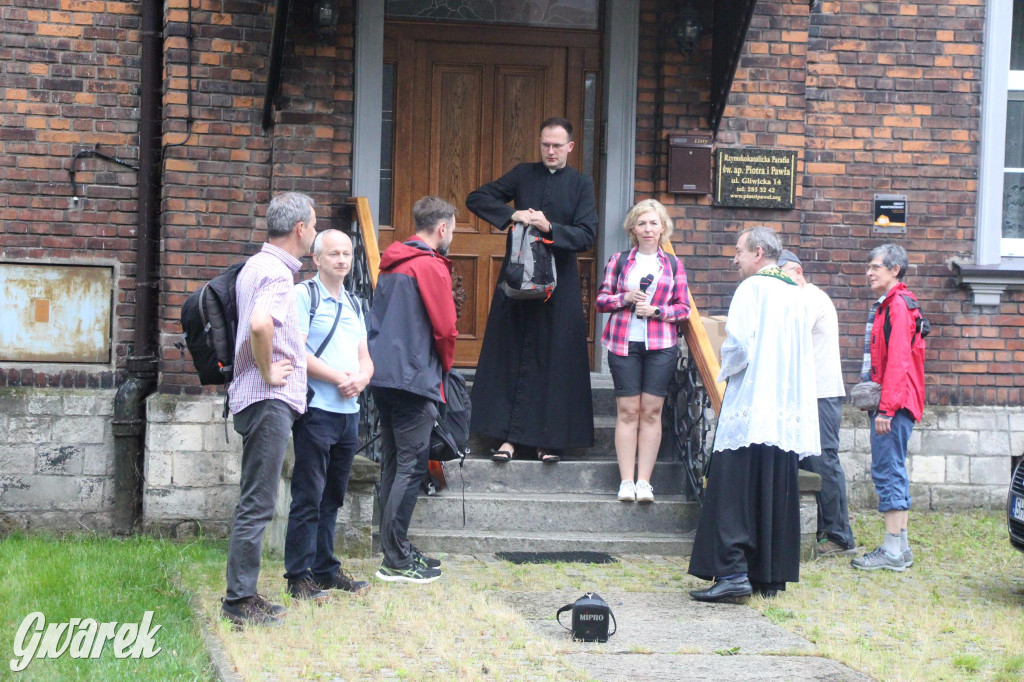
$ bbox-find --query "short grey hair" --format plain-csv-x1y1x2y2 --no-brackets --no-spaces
266,192,314,238
312,228,348,257
739,226,782,262
413,195,457,233
869,243,909,280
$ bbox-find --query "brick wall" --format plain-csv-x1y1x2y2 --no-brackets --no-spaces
637,0,1024,409
158,0,356,395
0,0,141,388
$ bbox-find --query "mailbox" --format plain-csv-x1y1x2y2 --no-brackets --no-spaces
668,134,712,194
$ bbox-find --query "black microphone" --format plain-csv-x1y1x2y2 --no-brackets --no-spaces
631,274,654,312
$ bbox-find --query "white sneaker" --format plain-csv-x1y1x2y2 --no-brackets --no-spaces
617,480,636,502
635,480,654,503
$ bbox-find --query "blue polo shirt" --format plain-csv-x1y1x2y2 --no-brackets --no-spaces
294,276,366,414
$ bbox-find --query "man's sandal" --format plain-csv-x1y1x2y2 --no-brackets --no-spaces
491,444,514,462
538,449,560,464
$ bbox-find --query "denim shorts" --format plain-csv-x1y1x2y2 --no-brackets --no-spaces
606,342,677,397
869,408,914,512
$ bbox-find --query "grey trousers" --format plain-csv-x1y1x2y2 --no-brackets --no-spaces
226,399,297,603
798,396,856,549
373,387,437,570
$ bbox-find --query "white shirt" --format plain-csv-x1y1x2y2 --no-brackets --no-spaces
714,267,820,459
626,251,661,343
803,281,846,399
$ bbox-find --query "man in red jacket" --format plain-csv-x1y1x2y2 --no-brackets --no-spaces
367,195,459,583
852,243,926,572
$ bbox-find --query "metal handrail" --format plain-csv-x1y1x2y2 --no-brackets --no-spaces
346,197,382,462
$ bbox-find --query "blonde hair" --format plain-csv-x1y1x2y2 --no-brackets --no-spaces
623,199,673,248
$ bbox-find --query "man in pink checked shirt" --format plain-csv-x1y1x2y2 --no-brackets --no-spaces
221,192,317,629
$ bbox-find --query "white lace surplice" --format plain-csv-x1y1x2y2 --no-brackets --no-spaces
714,273,821,459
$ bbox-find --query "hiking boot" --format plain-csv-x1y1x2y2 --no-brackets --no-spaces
814,538,859,558
635,480,654,503
375,563,442,584
287,576,331,603
315,567,371,595
902,548,914,567
851,546,907,572
411,544,441,570
251,593,287,617
617,479,636,502
221,597,284,628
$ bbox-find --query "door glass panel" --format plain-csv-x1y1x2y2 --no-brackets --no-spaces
1004,97,1024,240
379,63,396,227
386,0,599,30
583,70,598,178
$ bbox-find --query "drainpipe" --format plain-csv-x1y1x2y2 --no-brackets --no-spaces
112,0,162,534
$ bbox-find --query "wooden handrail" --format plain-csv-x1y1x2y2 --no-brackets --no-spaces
663,243,726,415
346,196,380,288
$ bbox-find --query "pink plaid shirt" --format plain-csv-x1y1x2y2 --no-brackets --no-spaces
228,243,307,415
595,247,690,356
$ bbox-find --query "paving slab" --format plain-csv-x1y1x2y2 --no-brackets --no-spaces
497,588,872,681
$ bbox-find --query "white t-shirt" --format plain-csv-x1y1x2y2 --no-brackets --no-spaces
626,251,661,342
803,282,846,399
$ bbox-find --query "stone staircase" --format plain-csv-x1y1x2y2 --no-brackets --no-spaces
405,372,702,556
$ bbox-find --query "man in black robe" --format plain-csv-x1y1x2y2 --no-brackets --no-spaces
465,117,598,462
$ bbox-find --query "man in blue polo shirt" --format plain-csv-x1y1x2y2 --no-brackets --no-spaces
284,229,374,601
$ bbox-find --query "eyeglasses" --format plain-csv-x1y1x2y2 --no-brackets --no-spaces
540,142,567,151
866,263,888,272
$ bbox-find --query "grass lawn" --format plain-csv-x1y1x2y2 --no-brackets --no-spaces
0,533,224,681
3,511,1022,681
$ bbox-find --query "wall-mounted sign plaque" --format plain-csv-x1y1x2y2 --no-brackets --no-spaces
873,194,907,234
714,148,797,209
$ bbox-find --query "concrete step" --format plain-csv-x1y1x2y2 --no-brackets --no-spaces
463,370,618,417
440,458,690,495
410,492,700,534
466,414,618,459
405,528,695,556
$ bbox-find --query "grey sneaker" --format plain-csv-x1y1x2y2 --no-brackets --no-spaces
851,546,907,572
815,538,859,558
375,564,442,584
902,548,914,567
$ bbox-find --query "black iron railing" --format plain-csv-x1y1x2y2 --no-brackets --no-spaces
346,198,382,463
665,347,713,504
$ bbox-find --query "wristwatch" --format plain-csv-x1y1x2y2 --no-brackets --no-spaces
653,307,662,318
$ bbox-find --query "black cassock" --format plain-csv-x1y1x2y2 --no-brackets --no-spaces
465,162,598,450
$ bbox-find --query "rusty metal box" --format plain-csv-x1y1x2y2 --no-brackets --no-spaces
668,134,712,194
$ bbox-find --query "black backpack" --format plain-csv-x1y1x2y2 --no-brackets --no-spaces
883,293,931,345
430,370,471,463
180,261,246,385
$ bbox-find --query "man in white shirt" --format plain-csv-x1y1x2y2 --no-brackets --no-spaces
778,250,857,557
688,227,819,602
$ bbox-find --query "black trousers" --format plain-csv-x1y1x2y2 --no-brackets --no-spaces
373,387,437,570
799,397,855,549
688,444,801,589
284,408,359,582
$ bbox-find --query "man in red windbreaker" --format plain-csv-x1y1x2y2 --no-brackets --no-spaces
852,243,926,572
367,195,459,584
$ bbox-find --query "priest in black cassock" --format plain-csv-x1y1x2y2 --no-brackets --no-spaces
465,117,598,462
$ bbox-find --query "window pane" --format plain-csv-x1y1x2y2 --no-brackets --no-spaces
1005,172,1024,239
1012,0,1024,70
1007,98,1024,170
386,0,599,30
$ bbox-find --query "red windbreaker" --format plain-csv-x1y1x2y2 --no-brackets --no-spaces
869,282,926,421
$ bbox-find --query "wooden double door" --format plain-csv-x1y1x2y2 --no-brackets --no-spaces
382,22,601,367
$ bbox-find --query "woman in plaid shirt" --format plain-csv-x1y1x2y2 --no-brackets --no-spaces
596,199,690,503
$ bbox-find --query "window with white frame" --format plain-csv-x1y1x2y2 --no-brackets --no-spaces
1002,3,1024,255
